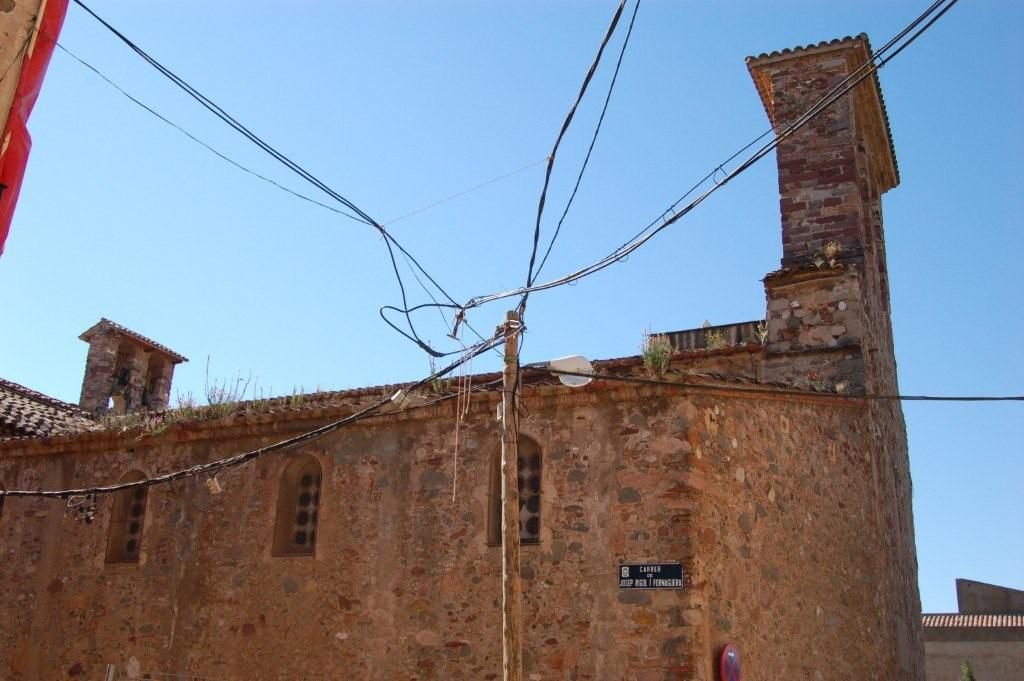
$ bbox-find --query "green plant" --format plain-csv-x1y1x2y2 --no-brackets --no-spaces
755,320,768,344
705,329,728,350
204,357,251,405
246,381,271,415
641,330,673,377
812,239,843,268
823,239,842,263
959,660,977,681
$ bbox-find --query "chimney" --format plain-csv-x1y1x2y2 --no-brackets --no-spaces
78,319,188,414
747,34,898,269
748,36,901,393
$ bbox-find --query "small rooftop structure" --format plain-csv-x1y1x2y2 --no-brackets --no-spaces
78,318,187,414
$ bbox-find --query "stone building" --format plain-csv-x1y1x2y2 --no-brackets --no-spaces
0,35,925,679
923,580,1024,681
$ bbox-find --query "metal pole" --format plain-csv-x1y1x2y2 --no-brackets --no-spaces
500,310,523,681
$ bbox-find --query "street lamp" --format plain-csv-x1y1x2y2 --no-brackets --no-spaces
524,355,594,387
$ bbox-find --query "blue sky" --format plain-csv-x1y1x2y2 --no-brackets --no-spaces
1,1,1020,612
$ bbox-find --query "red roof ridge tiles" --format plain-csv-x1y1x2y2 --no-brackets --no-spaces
745,33,899,190
745,34,869,64
79,318,188,363
921,613,1024,629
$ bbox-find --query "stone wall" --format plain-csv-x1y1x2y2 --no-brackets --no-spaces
0,375,903,680
924,639,1024,681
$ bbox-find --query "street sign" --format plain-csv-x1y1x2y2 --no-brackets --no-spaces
618,562,684,589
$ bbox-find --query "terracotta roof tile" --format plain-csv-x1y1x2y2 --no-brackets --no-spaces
79,318,188,363
0,378,97,438
746,34,867,64
922,614,1024,629
745,33,899,190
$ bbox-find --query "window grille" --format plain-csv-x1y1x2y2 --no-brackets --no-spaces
273,455,322,556
106,472,147,563
488,436,542,545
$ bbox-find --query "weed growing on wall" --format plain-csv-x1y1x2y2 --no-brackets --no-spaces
641,329,673,377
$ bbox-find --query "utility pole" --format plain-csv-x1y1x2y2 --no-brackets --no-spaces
500,310,523,681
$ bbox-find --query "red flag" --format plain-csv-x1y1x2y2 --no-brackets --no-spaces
0,0,69,256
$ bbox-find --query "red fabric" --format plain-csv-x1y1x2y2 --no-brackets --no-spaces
0,0,69,256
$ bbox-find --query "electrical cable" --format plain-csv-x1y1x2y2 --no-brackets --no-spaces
0,30,33,86
538,367,1024,403
522,0,628,303
53,35,518,357
71,0,377,227
0,333,512,500
59,32,547,239
461,0,960,313
53,41,368,223
382,158,547,227
69,0,469,359
533,0,641,282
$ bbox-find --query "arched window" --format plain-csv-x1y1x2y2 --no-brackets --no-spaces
488,436,542,546
273,454,322,557
106,471,147,563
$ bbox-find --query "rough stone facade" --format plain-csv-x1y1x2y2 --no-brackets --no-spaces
0,35,925,680
1,371,898,680
78,319,187,415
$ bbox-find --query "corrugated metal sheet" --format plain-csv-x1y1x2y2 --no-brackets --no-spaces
656,320,764,352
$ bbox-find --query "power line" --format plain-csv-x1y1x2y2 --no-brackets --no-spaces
0,30,33,86
69,0,472,359
53,41,368,223
382,158,547,227
57,39,548,233
533,0,641,282
53,37,517,356
71,0,377,227
68,0,516,360
0,334,511,500
539,368,1024,403
522,0,629,301
461,0,960,313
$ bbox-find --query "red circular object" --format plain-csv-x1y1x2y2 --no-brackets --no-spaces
719,642,742,681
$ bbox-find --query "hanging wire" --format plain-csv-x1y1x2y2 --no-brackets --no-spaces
461,0,960,313
0,330,515,500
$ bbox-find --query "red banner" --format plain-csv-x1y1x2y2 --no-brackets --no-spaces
0,0,69,256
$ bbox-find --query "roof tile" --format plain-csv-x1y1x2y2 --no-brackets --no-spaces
0,378,97,438
922,613,1024,629
79,318,188,363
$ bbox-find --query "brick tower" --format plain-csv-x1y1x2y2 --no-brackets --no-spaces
749,35,923,677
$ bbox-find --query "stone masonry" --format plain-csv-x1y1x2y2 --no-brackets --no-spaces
78,319,187,414
0,35,924,680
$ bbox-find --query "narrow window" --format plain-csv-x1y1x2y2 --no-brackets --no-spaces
0,483,6,522
488,436,542,545
106,471,147,563
273,455,322,557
